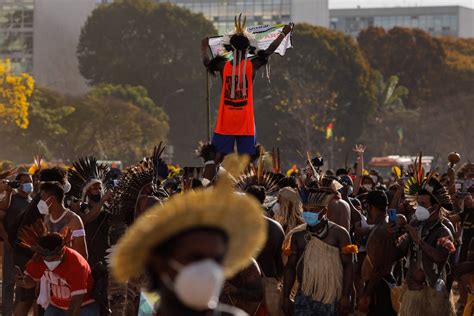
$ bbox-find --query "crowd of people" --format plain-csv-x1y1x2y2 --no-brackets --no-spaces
0,142,472,316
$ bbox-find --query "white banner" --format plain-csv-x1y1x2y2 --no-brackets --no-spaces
208,24,293,58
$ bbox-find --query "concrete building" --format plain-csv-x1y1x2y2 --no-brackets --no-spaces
330,6,474,38
0,0,34,73
32,0,102,94
1,0,328,94
156,0,329,34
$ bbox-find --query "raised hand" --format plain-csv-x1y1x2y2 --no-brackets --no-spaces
282,23,294,35
352,144,366,157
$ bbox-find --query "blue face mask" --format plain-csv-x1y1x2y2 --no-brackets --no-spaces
347,186,353,196
21,183,33,194
302,211,321,226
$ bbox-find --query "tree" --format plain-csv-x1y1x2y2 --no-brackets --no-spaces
89,83,168,121
439,37,474,96
0,59,35,129
0,86,169,165
78,0,216,163
0,87,75,162
358,27,446,104
61,95,168,164
253,24,376,165
358,72,416,156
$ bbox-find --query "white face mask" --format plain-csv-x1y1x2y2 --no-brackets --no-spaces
44,259,61,271
164,259,224,311
370,175,378,184
415,205,433,221
37,197,52,215
272,202,281,215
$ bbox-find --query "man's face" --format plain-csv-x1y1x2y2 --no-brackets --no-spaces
88,183,102,196
417,194,439,219
39,189,55,206
465,194,473,209
303,205,327,219
367,204,381,225
18,174,33,193
43,249,64,263
150,230,227,283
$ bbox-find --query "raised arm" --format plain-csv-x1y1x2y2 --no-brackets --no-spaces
353,145,366,195
253,23,294,71
264,23,294,56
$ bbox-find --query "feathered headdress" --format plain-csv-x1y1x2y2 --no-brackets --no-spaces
404,153,452,210
28,155,48,176
17,219,71,257
109,143,168,225
235,149,282,195
68,156,110,201
220,14,259,99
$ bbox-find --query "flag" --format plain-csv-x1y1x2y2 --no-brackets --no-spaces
208,24,293,59
326,123,334,140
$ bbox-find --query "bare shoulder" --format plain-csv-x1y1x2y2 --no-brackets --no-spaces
68,211,85,229
329,221,351,242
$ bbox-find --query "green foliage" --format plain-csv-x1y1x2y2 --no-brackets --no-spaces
256,24,376,164
78,0,216,163
89,83,168,121
374,71,409,111
0,86,169,164
358,27,445,103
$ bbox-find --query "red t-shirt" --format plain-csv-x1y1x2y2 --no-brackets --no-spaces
215,60,255,136
25,247,95,310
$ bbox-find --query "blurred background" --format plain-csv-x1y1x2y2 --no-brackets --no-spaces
0,0,472,168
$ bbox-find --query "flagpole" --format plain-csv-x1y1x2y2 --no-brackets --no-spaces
206,70,211,142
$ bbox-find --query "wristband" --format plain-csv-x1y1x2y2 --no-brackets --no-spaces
204,160,215,166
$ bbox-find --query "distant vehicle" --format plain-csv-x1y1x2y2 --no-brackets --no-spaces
369,155,434,177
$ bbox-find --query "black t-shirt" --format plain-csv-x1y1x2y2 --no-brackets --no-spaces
461,208,474,242
4,194,31,244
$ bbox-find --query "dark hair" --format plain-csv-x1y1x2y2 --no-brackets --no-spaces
16,173,30,182
147,227,228,291
418,189,439,206
367,190,388,211
278,177,297,189
39,168,67,202
229,34,250,51
37,233,63,252
246,185,266,204
336,168,348,176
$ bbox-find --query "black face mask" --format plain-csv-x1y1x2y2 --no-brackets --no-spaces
89,194,102,203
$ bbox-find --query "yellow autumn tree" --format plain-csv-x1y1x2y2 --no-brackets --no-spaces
0,59,35,129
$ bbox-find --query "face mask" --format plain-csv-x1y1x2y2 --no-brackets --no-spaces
43,259,61,271
89,194,102,203
347,186,353,196
165,259,224,311
415,205,433,221
21,183,33,194
63,181,71,194
37,197,52,215
272,202,281,215
370,175,378,184
302,211,321,226
363,184,372,191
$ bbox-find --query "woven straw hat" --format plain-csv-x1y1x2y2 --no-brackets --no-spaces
111,155,267,282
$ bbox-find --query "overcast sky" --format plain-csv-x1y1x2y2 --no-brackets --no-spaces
329,0,474,9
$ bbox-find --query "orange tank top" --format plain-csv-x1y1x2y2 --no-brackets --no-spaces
215,60,255,136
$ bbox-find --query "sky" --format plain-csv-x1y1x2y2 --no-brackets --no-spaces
329,0,474,9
